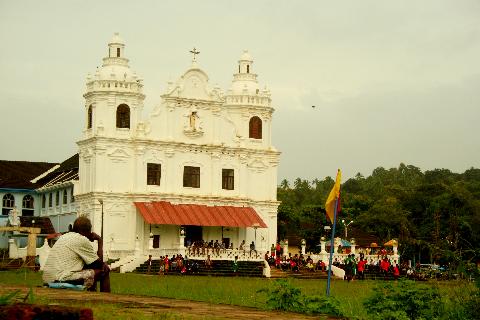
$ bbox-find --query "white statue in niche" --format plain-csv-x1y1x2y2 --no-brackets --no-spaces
189,111,198,131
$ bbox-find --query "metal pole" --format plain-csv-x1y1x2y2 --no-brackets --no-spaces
101,202,104,239
326,198,339,297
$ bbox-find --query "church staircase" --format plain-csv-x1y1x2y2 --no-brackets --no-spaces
134,259,264,277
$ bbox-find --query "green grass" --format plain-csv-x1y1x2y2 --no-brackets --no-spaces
0,270,476,319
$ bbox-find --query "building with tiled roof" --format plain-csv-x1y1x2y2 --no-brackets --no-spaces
0,160,57,247
75,34,279,262
35,154,79,234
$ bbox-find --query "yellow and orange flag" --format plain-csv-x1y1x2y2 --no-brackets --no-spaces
325,169,342,224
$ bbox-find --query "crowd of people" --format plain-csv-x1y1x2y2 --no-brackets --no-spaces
186,239,258,257
263,247,405,281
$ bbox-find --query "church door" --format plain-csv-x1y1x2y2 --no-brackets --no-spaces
153,235,160,248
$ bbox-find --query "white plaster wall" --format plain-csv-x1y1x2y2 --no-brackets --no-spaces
76,38,280,254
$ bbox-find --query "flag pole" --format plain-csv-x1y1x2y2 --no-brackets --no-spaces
326,197,339,296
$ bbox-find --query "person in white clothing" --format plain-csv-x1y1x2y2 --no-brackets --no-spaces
42,216,110,292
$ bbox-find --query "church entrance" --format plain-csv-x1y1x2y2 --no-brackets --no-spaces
184,225,202,246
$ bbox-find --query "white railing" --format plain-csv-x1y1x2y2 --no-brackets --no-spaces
184,248,264,261
119,255,147,273
8,238,51,270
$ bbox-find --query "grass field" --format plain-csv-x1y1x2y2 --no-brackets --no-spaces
0,270,476,319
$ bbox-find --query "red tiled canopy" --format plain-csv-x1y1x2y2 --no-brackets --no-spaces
134,201,267,228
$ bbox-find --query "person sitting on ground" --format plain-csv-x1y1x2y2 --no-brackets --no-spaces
290,259,299,272
275,255,281,269
42,216,110,292
306,260,315,272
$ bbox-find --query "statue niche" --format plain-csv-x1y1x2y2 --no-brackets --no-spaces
183,109,204,138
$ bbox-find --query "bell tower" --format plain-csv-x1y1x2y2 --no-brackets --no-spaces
82,33,145,139
224,50,274,148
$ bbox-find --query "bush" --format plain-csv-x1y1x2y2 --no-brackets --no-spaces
364,280,443,320
260,279,344,316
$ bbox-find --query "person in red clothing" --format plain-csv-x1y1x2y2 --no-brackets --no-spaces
357,258,367,280
380,257,390,279
163,255,170,274
393,264,400,280
275,255,281,269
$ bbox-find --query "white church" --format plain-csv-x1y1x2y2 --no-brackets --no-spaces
70,33,280,262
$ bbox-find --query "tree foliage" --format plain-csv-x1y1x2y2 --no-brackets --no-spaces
277,164,480,267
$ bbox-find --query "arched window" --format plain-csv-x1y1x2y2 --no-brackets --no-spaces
63,189,68,204
55,191,60,206
71,188,75,203
87,105,93,129
22,195,34,216
117,47,120,57
249,116,262,139
42,194,46,208
247,65,250,73
116,104,130,129
2,194,15,215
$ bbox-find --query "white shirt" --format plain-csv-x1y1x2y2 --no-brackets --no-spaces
42,232,99,283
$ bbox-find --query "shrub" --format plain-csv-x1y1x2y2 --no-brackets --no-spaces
260,279,343,316
364,280,443,320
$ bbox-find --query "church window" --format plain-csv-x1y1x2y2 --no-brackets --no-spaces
87,105,93,129
116,104,130,129
222,169,234,190
63,189,68,204
71,188,75,203
22,195,34,216
249,116,262,139
42,195,46,208
247,65,250,73
147,163,161,186
117,48,120,57
48,193,52,207
55,191,60,206
2,194,14,215
183,166,200,188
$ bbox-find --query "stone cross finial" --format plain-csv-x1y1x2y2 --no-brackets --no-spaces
189,47,200,61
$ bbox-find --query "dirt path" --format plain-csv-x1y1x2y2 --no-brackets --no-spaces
1,285,332,320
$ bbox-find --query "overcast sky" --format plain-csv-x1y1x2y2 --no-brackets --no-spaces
1,1,479,182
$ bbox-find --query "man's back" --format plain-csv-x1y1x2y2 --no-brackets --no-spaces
42,232,98,283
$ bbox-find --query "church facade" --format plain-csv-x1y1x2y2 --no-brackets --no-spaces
75,34,280,258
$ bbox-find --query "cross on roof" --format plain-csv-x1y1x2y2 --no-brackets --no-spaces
189,47,200,61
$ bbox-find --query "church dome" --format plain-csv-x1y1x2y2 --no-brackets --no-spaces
240,50,252,61
109,32,125,45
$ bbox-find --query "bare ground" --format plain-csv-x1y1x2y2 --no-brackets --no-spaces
1,285,335,320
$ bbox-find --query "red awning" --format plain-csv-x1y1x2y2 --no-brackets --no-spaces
134,201,267,228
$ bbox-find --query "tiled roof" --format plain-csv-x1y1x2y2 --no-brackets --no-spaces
19,216,56,235
0,160,57,189
348,227,381,247
135,201,267,228
36,154,79,189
